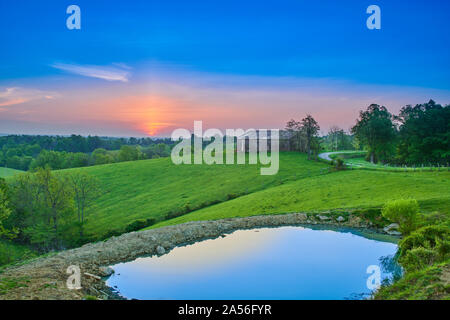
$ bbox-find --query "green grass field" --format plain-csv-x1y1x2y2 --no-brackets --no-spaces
0,167,23,178
64,152,328,236
329,152,450,172
50,152,448,237
151,169,450,228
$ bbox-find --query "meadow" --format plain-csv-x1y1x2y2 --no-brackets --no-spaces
0,168,23,178
51,152,450,237
63,152,327,236
151,169,450,228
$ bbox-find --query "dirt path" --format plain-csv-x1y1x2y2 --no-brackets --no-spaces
318,151,364,162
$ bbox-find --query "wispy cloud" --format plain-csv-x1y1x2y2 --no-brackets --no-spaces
51,62,131,82
0,87,56,107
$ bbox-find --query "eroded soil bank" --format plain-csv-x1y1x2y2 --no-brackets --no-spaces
0,212,393,300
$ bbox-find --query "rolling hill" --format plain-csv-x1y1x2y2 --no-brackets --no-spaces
0,167,23,178
152,169,450,228
64,152,327,236
53,152,450,238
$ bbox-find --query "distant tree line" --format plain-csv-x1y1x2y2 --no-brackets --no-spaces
286,100,449,165
321,126,356,151
351,100,449,165
0,134,175,171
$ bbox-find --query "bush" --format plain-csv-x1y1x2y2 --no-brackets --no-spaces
227,193,239,200
397,224,450,272
399,247,438,272
381,199,419,234
103,229,123,239
335,157,345,170
124,218,156,233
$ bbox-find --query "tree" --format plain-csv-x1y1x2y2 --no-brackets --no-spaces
91,148,114,165
285,119,301,151
118,145,140,162
301,115,321,159
67,172,101,237
396,100,450,165
32,167,74,248
351,104,396,163
0,180,14,239
30,150,65,170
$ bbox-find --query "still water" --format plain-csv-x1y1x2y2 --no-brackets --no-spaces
106,226,399,300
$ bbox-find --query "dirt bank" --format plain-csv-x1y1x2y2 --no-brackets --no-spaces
0,212,391,300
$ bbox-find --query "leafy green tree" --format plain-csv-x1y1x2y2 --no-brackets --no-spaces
351,104,396,163
24,168,75,248
67,172,101,237
91,148,114,165
285,119,302,151
0,178,18,240
30,150,65,170
301,115,321,159
324,126,354,151
396,100,450,165
118,145,144,162
0,187,12,238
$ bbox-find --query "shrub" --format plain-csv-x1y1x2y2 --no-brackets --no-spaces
381,199,419,234
397,224,450,271
399,247,437,272
227,193,239,200
165,210,184,220
125,218,156,233
103,229,123,239
335,157,345,170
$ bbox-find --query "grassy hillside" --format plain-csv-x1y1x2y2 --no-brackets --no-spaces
64,152,327,236
151,170,450,228
27,151,447,238
0,167,23,178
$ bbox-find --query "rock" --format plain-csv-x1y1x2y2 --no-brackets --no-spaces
336,216,345,222
317,215,331,221
297,213,308,220
156,245,166,255
386,230,402,236
98,266,114,277
383,223,400,233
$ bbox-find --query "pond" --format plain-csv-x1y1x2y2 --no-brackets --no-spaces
106,226,400,300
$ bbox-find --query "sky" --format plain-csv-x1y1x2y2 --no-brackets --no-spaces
0,0,449,137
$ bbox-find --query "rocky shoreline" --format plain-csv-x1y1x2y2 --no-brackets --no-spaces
0,212,399,300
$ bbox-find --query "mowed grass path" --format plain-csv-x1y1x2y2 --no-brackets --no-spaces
64,153,327,235
0,167,23,178
151,170,450,228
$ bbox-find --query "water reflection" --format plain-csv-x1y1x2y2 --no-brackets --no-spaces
107,226,398,300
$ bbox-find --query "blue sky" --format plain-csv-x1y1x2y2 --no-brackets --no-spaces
0,0,449,136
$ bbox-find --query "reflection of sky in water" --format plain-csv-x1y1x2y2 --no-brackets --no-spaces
107,227,398,300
